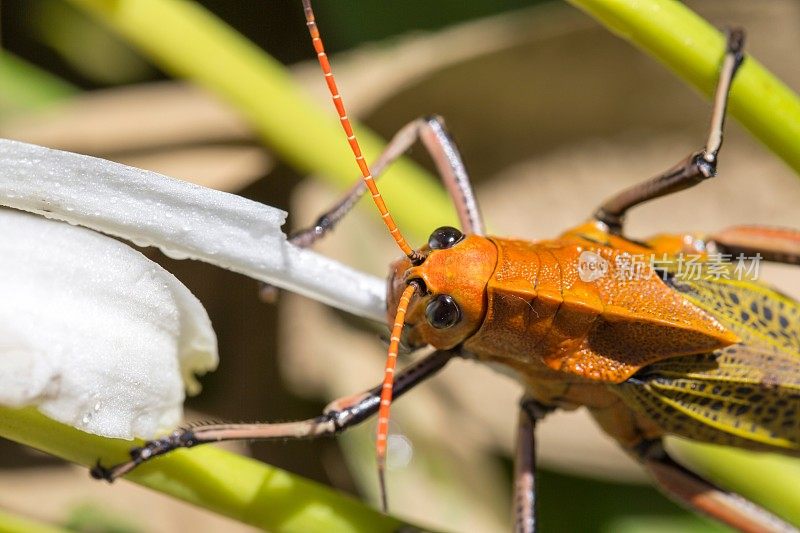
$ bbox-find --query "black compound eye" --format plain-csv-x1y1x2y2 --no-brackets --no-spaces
428,226,464,250
425,294,461,329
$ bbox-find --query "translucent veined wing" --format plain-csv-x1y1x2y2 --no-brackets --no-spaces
664,269,800,355
615,345,800,454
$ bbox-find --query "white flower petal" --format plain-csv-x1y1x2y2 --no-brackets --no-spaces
0,208,218,439
0,139,386,322
0,139,389,439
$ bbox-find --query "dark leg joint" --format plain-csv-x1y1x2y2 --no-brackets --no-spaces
593,151,716,233
89,461,115,482
259,214,337,302
323,396,379,433
593,208,623,235
631,438,666,462
519,398,554,422
132,430,198,460
287,213,335,249
592,29,744,235
693,151,717,176
299,213,334,239
726,28,745,64
323,349,457,432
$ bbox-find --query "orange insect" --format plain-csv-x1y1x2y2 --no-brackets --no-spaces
93,4,800,532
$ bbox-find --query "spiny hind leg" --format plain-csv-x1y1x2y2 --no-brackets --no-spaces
593,29,745,234
635,439,796,533
590,401,796,532
645,225,800,266
712,225,800,265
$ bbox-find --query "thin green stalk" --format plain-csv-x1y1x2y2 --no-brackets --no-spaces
0,407,408,533
566,0,800,176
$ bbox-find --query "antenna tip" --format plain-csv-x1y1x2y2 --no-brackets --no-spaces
377,464,389,513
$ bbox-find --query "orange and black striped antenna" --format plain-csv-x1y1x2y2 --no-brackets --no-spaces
302,0,421,264
302,0,422,512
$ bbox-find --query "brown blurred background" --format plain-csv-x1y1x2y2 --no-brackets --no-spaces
0,1,799,532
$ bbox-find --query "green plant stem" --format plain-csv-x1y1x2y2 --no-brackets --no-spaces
566,0,800,176
67,0,455,242
0,507,69,533
0,407,408,533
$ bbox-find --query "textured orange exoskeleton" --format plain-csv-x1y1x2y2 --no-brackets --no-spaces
388,221,738,446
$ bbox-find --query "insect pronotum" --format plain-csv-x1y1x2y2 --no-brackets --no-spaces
93,3,800,532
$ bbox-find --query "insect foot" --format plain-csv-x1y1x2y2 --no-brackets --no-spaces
91,429,199,482
89,460,115,482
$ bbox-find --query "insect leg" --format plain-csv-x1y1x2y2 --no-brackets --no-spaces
290,115,484,249
513,398,553,533
636,439,797,533
593,29,745,234
644,226,800,266
712,225,800,265
260,115,482,301
91,349,456,482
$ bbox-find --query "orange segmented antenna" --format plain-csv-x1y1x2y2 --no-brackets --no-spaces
376,282,416,512
302,0,421,263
